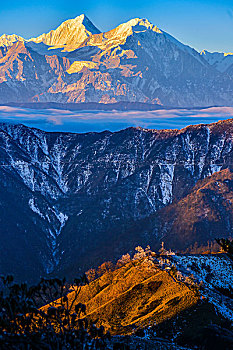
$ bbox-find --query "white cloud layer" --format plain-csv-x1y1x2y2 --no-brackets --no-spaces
0,106,232,133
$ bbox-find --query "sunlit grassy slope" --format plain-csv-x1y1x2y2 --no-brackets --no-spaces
44,259,200,335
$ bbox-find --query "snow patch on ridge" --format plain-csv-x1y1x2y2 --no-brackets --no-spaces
173,255,233,321
159,164,174,205
29,198,44,218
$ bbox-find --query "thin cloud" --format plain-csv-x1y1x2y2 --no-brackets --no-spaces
0,106,232,133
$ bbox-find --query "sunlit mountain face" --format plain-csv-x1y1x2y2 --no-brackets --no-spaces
0,14,233,107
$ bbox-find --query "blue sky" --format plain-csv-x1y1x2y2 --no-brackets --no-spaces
0,0,233,52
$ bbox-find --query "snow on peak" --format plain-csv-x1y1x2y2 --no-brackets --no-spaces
200,49,233,72
89,17,164,50
0,34,24,47
29,14,101,48
108,17,162,40
100,17,204,65
200,49,224,59
201,49,233,58
224,52,233,57
122,17,162,33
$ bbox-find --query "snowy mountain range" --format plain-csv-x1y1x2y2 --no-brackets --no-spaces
0,14,233,107
200,50,233,73
1,120,233,282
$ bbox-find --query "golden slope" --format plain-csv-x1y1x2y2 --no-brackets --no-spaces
30,14,100,50
43,259,199,335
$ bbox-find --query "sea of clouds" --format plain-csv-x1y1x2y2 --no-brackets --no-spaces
0,106,233,133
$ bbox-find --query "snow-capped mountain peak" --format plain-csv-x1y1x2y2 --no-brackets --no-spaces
224,52,233,57
117,17,162,34
0,34,24,47
99,17,205,65
102,17,162,44
200,49,233,72
29,14,101,49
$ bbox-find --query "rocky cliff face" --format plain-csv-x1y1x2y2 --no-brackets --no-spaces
0,41,70,103
1,120,233,281
1,15,233,106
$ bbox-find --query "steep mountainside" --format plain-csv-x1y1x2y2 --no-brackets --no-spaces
0,41,70,103
42,254,233,349
0,15,233,106
162,169,233,246
1,120,233,281
135,168,233,251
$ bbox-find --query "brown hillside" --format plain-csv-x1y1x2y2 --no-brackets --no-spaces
43,259,199,335
160,168,233,249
